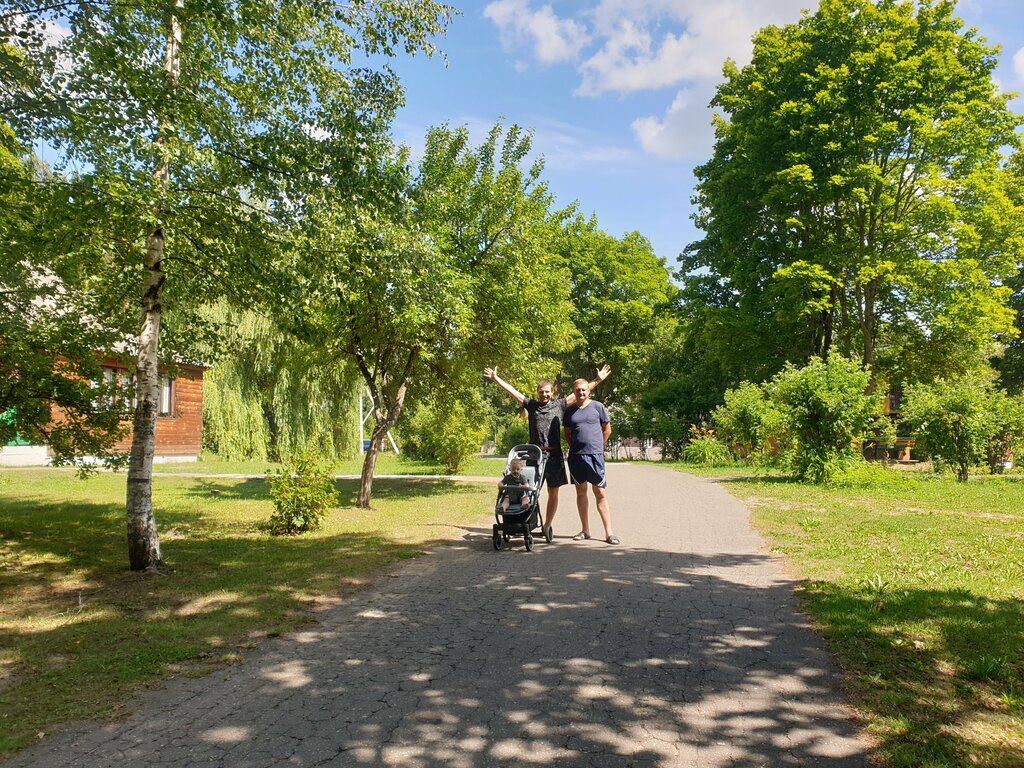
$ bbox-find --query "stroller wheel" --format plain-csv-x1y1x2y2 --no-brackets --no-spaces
543,525,553,544
524,533,534,552
492,529,503,550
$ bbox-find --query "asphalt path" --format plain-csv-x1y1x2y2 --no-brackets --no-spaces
7,463,871,767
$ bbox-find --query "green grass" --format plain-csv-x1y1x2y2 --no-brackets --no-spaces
0,468,495,755
671,464,1024,767
149,453,508,477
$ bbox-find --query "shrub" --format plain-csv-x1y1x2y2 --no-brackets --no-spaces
431,402,486,474
901,376,1024,482
983,390,1024,474
398,396,486,474
497,420,530,454
682,424,730,465
770,353,882,483
648,410,689,461
266,452,338,535
712,381,784,459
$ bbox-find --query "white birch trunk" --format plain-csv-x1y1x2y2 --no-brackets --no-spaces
126,1,182,571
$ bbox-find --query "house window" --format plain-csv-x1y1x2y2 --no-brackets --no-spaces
159,376,174,416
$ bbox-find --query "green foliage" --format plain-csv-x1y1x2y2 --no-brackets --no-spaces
682,424,730,465
553,217,676,403
901,376,1024,482
295,122,575,505
771,354,882,483
682,0,1022,390
712,381,784,459
497,419,531,455
984,390,1024,474
199,303,358,463
0,126,130,466
400,395,486,475
823,458,916,490
266,453,339,535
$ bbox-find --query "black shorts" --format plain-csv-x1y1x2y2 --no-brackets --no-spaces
568,453,607,488
543,453,568,488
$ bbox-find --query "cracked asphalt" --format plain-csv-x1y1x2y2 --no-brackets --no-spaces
7,464,871,767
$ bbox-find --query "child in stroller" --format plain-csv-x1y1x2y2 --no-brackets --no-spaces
492,444,554,551
498,458,529,514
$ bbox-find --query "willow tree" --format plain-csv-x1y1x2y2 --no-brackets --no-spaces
684,0,1021,388
298,123,575,507
200,303,360,463
2,1,453,570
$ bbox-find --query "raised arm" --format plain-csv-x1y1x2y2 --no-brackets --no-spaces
565,364,612,406
483,366,527,407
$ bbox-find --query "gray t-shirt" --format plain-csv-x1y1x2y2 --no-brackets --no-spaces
564,401,610,455
523,397,567,452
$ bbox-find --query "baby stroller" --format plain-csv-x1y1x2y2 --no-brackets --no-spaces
492,444,554,552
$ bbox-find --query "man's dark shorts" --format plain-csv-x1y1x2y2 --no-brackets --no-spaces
568,453,608,488
543,452,569,487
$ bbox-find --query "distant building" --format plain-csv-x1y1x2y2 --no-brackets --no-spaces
0,358,206,466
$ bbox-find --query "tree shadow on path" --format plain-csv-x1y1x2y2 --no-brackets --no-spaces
9,539,873,767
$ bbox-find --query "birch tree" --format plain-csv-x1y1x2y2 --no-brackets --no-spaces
2,1,452,570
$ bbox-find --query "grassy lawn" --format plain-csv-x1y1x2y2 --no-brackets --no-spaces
149,453,508,477
671,462,1024,768
0,468,495,756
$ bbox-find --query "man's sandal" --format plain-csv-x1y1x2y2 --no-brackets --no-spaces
572,531,591,541
606,536,620,545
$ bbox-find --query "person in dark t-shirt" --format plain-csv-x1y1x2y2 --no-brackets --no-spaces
483,364,610,535
564,377,617,544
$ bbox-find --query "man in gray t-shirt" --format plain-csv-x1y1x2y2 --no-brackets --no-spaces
564,378,618,545
483,365,610,535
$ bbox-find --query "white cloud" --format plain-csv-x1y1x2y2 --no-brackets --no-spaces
484,0,590,65
631,84,718,160
482,0,809,159
578,1,779,97
1014,47,1024,82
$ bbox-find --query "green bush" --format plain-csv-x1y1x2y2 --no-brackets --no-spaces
983,389,1024,474
497,420,531,454
682,424,730,465
398,396,486,474
900,376,1024,482
712,381,784,459
771,354,883,484
266,452,338,535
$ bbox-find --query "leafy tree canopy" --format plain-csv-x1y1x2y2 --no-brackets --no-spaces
682,0,1022,389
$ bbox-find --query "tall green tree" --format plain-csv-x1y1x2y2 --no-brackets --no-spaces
683,0,1021,388
554,217,675,405
995,149,1024,393
296,123,574,507
2,1,452,569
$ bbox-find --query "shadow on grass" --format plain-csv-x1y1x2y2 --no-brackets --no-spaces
182,476,471,505
800,581,1024,767
0,478,478,755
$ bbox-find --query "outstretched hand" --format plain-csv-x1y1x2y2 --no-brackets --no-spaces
597,364,612,382
483,367,497,381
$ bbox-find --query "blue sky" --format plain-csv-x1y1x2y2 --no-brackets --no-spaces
389,0,1024,268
